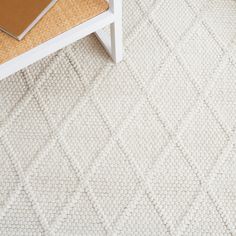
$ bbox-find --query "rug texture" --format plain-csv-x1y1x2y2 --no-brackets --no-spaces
1,0,236,235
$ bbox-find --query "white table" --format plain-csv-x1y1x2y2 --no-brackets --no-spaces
0,0,123,81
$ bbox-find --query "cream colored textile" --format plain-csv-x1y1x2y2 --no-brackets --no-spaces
0,0,236,235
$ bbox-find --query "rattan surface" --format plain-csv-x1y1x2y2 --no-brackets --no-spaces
0,0,109,64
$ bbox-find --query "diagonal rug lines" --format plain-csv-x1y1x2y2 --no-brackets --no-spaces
1,0,236,235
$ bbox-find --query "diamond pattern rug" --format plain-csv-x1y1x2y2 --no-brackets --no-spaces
0,0,236,235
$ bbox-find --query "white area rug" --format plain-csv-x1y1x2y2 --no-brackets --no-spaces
1,0,236,235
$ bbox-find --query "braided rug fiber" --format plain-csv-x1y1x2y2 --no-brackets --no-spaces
1,0,236,235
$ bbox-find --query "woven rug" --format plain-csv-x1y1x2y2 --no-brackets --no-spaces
1,0,236,235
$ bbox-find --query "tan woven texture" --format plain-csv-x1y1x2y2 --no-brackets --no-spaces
1,0,236,235
0,0,108,64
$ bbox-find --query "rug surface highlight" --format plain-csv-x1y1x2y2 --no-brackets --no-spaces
0,0,236,235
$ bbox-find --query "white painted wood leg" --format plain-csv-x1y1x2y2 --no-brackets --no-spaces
96,0,123,63
110,0,123,63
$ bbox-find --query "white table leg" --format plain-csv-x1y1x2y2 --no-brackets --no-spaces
110,0,123,63
96,0,123,63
